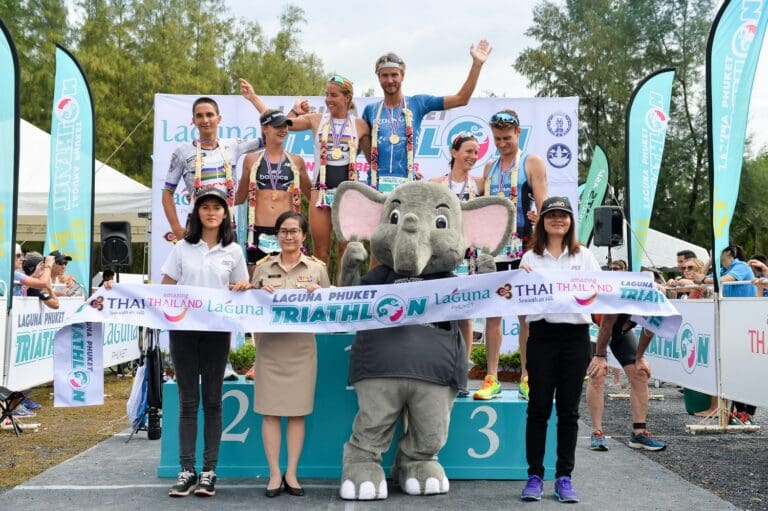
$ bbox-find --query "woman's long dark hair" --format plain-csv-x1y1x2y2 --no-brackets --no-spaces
528,211,580,256
184,196,235,246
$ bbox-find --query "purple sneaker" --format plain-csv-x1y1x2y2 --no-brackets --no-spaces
521,475,543,501
554,476,579,503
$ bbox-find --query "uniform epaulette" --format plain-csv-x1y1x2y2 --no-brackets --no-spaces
256,255,272,266
309,255,326,265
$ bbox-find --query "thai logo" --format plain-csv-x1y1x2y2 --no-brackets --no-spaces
54,96,80,123
374,295,407,325
644,107,668,133
89,296,104,311
68,370,90,389
443,117,493,168
574,291,598,306
731,22,757,59
496,284,513,299
679,323,697,374
546,143,571,168
163,307,189,322
546,112,572,137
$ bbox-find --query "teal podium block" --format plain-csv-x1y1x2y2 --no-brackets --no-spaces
158,333,557,480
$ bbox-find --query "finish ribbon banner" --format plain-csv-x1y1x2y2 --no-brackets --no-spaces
54,270,681,406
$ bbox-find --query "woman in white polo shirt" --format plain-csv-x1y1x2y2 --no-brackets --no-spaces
518,196,601,504
161,187,250,499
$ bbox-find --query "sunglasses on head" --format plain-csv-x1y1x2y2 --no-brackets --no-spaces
489,111,519,126
378,53,403,65
328,75,352,86
452,131,477,145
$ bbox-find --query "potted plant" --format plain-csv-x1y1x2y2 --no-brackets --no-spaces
469,345,522,382
229,344,256,375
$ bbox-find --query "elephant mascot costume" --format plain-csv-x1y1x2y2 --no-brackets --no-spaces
331,180,514,500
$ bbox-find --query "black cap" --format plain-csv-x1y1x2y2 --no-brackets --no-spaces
540,196,573,216
260,111,293,127
22,254,44,276
195,187,229,206
49,250,72,265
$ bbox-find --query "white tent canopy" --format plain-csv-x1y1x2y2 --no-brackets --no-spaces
17,119,151,216
590,224,708,270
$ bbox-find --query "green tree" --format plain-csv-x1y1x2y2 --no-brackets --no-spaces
516,0,714,248
0,0,71,130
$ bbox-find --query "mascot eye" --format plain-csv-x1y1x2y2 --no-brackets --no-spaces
435,214,448,229
389,210,400,224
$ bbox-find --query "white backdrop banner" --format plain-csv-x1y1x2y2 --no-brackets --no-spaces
719,298,768,408
5,297,139,391
151,95,579,281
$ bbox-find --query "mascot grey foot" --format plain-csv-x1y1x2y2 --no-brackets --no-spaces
332,181,513,500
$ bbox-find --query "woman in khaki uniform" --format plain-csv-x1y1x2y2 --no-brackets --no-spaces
250,211,330,497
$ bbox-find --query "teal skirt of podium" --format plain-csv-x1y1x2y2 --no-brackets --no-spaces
158,333,558,480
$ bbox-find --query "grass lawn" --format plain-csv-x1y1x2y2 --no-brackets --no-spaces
0,374,133,489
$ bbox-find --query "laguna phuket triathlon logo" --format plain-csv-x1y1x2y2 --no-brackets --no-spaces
68,369,90,389
645,107,669,133
55,96,80,124
374,295,407,325
443,117,493,169
679,323,698,374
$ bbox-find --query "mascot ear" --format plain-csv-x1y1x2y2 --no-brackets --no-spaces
332,181,387,242
461,197,515,255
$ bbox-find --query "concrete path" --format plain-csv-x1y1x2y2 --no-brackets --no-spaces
3,423,737,511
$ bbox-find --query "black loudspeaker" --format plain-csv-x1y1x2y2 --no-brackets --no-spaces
100,221,132,266
593,206,624,247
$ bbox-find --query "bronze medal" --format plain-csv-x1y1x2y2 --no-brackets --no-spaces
271,191,277,200
389,134,400,144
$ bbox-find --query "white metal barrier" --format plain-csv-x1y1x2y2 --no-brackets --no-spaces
3,296,140,391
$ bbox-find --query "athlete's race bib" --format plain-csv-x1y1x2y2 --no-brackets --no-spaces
495,235,523,263
322,188,336,208
378,176,408,194
454,260,470,276
258,233,282,254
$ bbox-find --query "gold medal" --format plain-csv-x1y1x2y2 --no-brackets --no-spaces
389,134,400,144
332,147,342,159
271,191,277,200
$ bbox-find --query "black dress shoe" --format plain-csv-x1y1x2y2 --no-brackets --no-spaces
264,480,282,498
282,476,305,497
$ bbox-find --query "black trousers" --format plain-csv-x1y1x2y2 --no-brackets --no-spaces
525,320,590,479
170,330,231,472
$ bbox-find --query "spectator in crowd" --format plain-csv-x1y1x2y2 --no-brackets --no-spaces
666,249,697,298
667,258,709,299
99,269,116,287
747,254,768,297
21,252,59,309
689,245,757,424
49,250,85,296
